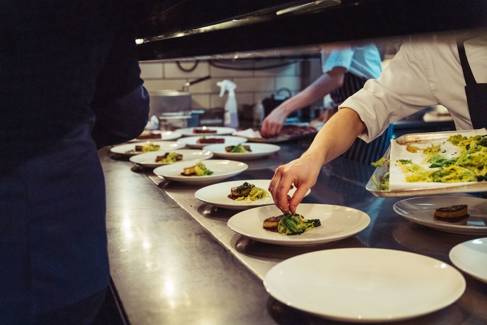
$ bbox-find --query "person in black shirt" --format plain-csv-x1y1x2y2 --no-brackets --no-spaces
0,1,149,323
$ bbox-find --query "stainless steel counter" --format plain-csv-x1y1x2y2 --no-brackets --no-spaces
100,140,487,325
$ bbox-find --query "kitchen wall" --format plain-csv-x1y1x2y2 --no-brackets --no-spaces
139,58,322,110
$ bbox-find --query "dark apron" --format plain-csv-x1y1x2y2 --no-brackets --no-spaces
331,73,392,164
457,42,487,129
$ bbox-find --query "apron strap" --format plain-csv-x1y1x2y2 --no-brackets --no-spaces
457,42,477,85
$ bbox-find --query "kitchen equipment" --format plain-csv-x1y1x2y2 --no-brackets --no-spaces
158,112,191,131
149,90,191,117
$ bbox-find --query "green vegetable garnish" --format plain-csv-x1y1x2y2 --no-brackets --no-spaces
277,214,321,236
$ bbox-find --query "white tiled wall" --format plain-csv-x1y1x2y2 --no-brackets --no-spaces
139,60,306,109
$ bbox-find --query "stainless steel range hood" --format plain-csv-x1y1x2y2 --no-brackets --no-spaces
136,0,487,61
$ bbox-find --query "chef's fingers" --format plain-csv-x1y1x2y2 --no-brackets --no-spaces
289,183,310,214
269,166,283,201
275,174,294,213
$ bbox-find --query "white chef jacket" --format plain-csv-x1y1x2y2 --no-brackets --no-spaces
340,33,487,143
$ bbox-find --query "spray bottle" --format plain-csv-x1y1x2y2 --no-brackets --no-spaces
217,80,238,129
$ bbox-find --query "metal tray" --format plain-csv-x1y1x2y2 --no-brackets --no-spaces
366,130,487,198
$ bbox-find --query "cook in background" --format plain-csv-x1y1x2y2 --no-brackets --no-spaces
0,1,149,324
269,33,487,213
260,44,382,138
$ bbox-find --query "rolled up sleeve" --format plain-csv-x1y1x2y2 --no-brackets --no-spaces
339,41,438,142
322,48,354,73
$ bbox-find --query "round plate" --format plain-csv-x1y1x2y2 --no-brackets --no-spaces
177,136,247,149
227,204,370,246
131,130,182,142
194,179,310,210
203,143,280,160
393,196,487,235
129,149,213,168
450,237,487,283
109,141,184,157
264,248,466,322
153,159,248,185
177,126,236,137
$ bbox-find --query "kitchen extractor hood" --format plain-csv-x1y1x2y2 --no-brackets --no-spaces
136,0,487,61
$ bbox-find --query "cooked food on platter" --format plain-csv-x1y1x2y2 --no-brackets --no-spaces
434,205,469,222
197,137,225,144
155,152,183,164
228,182,268,201
263,213,321,235
193,127,217,134
180,162,214,176
395,135,487,184
127,142,160,154
225,144,252,153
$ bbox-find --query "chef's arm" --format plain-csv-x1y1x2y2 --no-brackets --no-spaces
277,67,346,115
91,31,149,148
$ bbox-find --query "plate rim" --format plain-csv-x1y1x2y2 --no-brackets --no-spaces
263,247,466,322
153,159,249,181
227,203,370,246
110,141,183,155
449,238,487,283
393,195,487,233
128,149,213,167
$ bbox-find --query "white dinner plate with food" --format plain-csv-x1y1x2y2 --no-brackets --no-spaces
264,248,465,323
203,143,280,160
131,130,181,142
177,136,247,149
177,126,236,137
109,141,184,157
449,238,487,283
393,196,487,235
194,179,310,210
129,149,213,168
227,204,370,246
153,159,248,185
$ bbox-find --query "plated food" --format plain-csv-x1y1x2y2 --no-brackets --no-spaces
263,213,321,235
195,180,309,210
155,152,183,164
234,125,317,143
110,141,183,157
228,182,268,201
177,127,236,137
177,136,247,149
227,204,370,245
393,195,487,235
264,248,465,322
133,130,181,141
153,159,248,185
203,143,280,160
180,162,213,176
129,149,213,168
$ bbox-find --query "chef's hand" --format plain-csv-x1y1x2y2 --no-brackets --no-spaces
269,153,323,214
260,105,289,138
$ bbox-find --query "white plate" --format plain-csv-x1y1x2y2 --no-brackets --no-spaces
227,204,370,246
131,130,182,142
177,136,247,149
203,143,280,160
153,159,248,185
109,141,184,157
129,149,213,168
450,238,487,283
177,126,236,137
195,179,310,210
393,196,487,235
264,248,466,322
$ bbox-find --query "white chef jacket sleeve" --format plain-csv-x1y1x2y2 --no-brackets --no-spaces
339,41,438,142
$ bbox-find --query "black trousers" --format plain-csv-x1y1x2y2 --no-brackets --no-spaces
35,288,107,325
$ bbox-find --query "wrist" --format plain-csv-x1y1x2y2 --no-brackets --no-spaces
301,148,326,167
